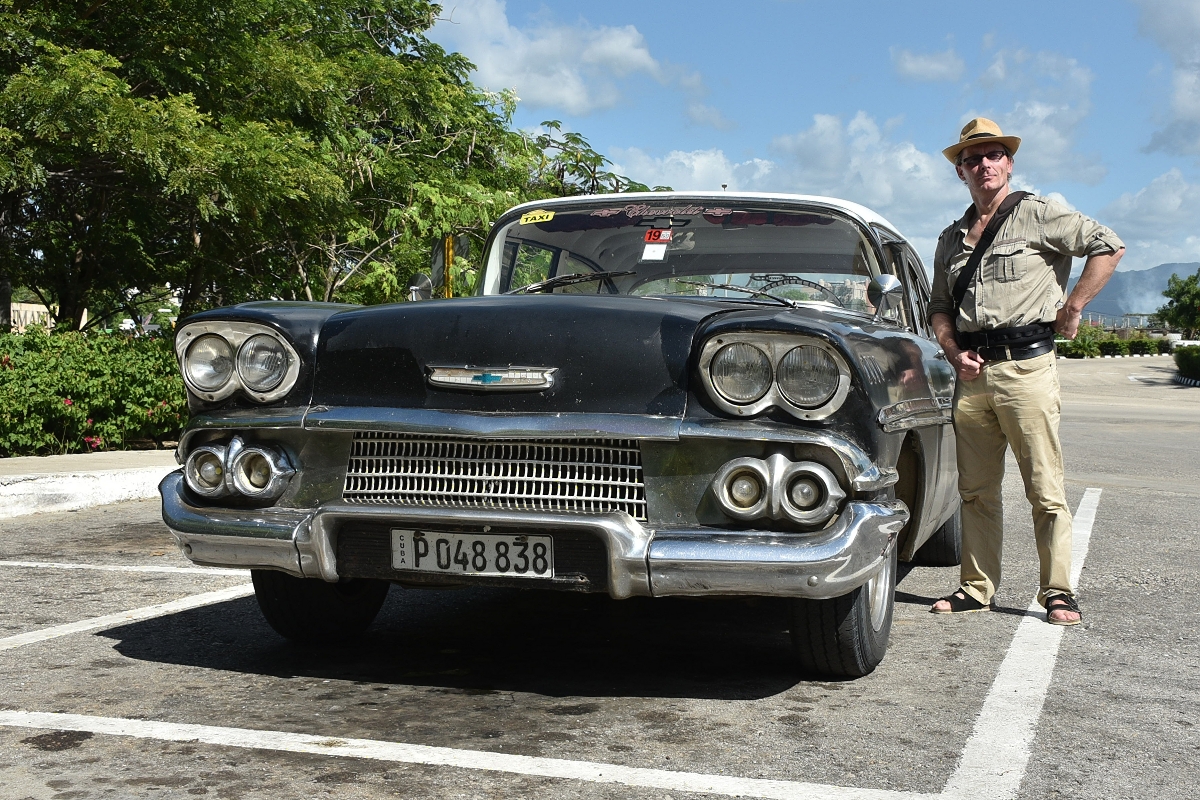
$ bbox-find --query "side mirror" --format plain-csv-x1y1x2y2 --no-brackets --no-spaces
868,274,904,323
407,272,433,302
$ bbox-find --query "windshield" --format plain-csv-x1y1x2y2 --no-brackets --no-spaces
479,200,883,312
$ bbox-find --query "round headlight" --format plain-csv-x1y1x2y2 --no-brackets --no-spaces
237,334,289,393
710,343,772,404
185,335,235,392
777,345,840,408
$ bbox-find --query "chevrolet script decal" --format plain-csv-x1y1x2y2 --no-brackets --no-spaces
426,366,558,391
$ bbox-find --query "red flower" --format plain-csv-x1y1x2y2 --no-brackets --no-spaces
86,419,93,427
83,435,103,450
63,398,73,406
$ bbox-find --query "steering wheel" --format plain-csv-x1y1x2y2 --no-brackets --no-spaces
752,274,845,307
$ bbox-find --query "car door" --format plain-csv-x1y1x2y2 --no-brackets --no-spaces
898,245,959,529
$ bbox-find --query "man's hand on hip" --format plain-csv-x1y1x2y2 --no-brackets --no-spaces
949,347,985,380
1054,306,1082,339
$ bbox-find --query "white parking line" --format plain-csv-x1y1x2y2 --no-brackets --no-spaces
0,491,1104,800
0,559,247,576
941,488,1101,800
0,710,929,800
0,584,254,652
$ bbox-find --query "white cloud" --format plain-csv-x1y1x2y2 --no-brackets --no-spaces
1102,169,1200,269
891,47,965,82
1133,0,1200,155
970,50,1105,184
432,0,732,127
609,147,772,193
432,0,664,114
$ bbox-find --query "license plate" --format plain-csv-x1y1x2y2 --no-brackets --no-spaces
390,530,554,579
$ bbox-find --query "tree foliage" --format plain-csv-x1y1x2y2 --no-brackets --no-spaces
1158,267,1200,339
0,1,654,327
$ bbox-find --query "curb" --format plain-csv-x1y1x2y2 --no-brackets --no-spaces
0,466,177,520
1174,374,1200,388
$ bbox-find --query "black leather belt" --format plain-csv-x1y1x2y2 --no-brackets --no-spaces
956,322,1055,350
975,338,1056,362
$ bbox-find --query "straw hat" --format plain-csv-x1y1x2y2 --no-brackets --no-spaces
942,118,1021,164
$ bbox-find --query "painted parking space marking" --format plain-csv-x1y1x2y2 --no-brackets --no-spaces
0,559,247,576
0,710,929,800
0,491,1104,799
0,583,254,652
941,488,1100,800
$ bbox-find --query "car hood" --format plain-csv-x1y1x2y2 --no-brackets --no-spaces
312,295,721,416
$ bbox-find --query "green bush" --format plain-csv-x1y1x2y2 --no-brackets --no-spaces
0,328,186,456
1176,345,1200,380
1158,338,1175,355
1063,325,1103,358
1127,338,1156,355
1098,339,1129,356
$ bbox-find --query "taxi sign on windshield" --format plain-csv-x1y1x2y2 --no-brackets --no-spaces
519,210,555,225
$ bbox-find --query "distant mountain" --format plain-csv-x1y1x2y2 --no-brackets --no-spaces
1068,262,1200,317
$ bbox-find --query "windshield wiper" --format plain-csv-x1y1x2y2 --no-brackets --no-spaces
508,270,636,294
675,279,794,307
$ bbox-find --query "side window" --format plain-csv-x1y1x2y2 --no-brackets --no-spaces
902,247,931,337
879,245,910,328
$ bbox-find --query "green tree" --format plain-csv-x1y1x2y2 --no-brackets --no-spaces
1158,267,1200,339
0,1,653,326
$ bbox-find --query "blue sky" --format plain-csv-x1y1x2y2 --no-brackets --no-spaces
431,0,1200,272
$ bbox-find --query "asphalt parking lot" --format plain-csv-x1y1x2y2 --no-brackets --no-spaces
0,356,1197,800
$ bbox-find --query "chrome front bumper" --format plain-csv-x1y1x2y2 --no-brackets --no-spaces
160,472,908,600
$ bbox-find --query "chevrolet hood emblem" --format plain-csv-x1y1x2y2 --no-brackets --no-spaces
427,366,558,391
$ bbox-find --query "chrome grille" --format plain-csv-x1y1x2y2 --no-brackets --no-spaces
343,432,647,521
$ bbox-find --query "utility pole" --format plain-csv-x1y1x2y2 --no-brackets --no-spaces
443,234,454,298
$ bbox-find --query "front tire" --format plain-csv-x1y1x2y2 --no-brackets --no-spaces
914,506,962,567
251,569,390,644
788,543,897,678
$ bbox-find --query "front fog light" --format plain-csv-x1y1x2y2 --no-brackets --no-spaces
185,446,229,497
729,473,763,508
230,446,294,499
789,477,822,509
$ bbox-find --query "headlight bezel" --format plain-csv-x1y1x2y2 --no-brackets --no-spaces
176,322,301,403
697,332,851,421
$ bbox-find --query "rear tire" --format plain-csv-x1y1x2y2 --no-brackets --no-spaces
914,506,962,567
251,569,390,644
789,543,897,678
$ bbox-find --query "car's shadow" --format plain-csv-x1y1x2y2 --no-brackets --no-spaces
100,565,932,700
100,586,811,700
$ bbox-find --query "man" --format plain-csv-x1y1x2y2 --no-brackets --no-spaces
928,118,1124,625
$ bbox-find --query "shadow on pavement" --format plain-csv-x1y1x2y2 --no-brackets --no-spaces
100,586,822,700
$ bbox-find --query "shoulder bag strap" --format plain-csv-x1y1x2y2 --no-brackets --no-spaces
951,191,1030,314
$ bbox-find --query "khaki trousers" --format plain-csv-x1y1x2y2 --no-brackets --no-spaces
952,351,1074,606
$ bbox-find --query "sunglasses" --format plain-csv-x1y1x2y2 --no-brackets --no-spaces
960,150,1008,168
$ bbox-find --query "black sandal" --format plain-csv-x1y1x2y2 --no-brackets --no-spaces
1045,595,1082,626
931,590,993,614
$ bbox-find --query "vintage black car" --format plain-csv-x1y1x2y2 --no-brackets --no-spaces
161,192,960,677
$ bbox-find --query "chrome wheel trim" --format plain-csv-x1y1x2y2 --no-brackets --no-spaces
867,550,894,632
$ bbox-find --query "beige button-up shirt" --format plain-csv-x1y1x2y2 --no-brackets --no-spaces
928,194,1124,332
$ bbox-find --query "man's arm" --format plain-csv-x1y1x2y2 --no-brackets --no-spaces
931,311,985,381
1054,248,1125,339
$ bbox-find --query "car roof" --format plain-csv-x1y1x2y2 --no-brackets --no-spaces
501,191,906,242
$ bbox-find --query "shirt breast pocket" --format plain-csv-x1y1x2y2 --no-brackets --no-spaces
991,238,1027,282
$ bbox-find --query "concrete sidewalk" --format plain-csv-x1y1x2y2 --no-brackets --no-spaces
0,451,178,520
